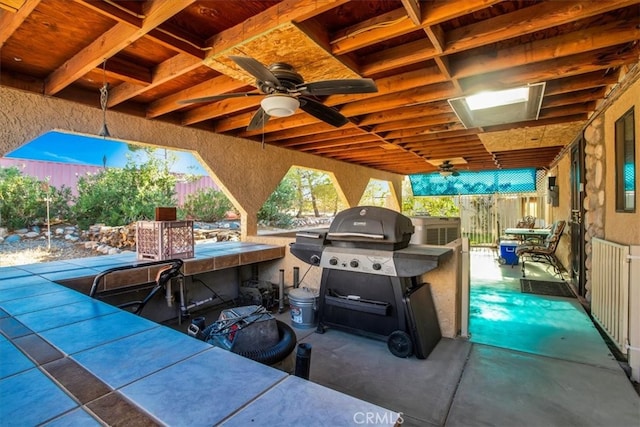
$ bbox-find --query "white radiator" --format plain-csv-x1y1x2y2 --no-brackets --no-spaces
591,238,640,381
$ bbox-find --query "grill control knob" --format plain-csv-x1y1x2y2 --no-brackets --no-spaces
372,263,382,271
350,260,359,268
329,257,338,266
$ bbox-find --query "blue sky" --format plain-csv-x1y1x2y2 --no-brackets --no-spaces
4,131,208,175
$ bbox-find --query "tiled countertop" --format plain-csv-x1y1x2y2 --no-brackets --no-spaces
0,242,398,426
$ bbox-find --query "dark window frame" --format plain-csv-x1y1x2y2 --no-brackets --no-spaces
615,107,636,213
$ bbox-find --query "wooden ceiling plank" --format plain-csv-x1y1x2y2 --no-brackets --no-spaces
181,96,260,125
0,0,39,47
307,141,384,155
451,19,640,79
206,0,349,54
359,101,452,125
75,0,205,57
372,113,460,133
544,70,621,97
539,103,595,118
360,39,437,76
423,24,445,53
459,45,639,94
149,74,248,119
338,82,457,117
0,0,26,13
267,127,365,145
394,135,481,146
401,0,421,26
74,0,142,27
104,56,151,85
541,88,606,109
420,0,504,26
445,0,639,54
331,8,418,55
326,66,446,106
238,113,323,137
45,0,195,95
109,54,201,107
482,114,588,133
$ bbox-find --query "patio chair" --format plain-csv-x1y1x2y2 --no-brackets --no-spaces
516,220,566,278
515,215,536,229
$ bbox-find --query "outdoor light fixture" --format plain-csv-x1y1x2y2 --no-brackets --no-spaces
260,95,300,117
448,82,546,128
98,60,110,138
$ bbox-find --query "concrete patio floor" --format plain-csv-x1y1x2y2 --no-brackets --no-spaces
244,248,639,426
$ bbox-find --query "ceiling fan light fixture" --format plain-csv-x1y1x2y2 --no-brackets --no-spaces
261,95,299,117
439,170,453,177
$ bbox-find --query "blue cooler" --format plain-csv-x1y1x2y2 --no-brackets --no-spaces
499,241,519,265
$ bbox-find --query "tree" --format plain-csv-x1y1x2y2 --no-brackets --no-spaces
402,176,459,217
73,149,177,229
257,175,297,228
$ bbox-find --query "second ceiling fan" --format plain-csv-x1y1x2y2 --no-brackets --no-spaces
180,55,378,131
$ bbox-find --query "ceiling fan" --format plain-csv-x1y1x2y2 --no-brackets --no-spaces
179,55,378,131
438,160,460,177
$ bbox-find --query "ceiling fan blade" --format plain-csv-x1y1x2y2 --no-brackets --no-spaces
230,55,280,85
178,92,261,104
246,107,271,131
452,171,460,177
298,79,378,96
299,97,349,127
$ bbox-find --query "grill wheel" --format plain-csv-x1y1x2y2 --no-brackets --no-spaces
387,330,413,358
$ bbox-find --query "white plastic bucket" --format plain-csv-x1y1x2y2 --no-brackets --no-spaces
289,288,319,329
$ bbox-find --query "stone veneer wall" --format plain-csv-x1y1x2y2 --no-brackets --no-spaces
582,115,605,300
579,68,640,300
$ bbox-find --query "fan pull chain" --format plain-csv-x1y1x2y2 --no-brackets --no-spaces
261,111,265,150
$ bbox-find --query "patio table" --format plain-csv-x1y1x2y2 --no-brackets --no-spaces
504,227,551,243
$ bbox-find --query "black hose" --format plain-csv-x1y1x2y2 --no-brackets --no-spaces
234,320,297,365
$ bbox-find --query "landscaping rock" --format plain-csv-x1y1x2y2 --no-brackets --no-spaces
4,235,21,243
25,231,40,239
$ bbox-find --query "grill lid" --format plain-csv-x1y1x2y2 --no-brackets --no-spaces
327,206,414,250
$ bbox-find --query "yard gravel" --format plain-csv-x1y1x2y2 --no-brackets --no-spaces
0,238,101,267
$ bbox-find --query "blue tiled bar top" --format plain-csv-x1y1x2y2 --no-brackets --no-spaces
0,243,399,426
3,241,286,281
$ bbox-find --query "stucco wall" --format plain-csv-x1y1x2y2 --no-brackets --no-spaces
0,86,404,237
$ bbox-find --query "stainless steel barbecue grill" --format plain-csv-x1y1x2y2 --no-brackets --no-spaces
290,206,453,359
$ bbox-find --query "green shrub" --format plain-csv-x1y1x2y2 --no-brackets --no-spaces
258,177,296,227
0,167,73,229
73,155,177,229
180,188,233,222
